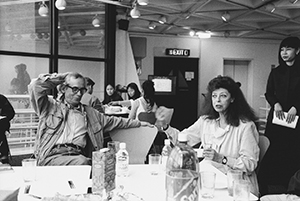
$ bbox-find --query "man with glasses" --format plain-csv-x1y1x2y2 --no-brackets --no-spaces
29,72,150,166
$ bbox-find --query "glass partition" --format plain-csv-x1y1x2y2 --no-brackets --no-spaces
58,1,105,58
0,1,50,54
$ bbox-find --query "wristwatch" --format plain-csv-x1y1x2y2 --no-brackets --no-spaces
222,156,228,165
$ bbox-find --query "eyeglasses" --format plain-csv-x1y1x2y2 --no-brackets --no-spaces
66,85,87,94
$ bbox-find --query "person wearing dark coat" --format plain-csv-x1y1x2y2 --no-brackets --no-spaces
0,94,15,164
258,36,300,196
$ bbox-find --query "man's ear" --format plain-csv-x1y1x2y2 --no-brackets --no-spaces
60,83,67,93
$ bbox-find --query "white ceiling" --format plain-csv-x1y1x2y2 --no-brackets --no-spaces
104,0,300,40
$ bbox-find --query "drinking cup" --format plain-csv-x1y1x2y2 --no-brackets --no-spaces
148,154,161,175
200,171,216,199
233,180,250,201
227,169,243,196
22,158,37,182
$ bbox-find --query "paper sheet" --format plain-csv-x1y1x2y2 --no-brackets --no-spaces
272,111,299,129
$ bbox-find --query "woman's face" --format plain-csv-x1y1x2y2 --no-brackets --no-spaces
211,88,233,114
106,85,114,96
127,87,135,98
281,46,299,63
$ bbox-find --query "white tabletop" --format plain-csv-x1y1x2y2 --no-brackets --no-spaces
0,162,258,201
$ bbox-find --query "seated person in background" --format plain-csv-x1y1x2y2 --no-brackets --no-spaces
102,84,123,105
28,72,150,166
81,77,104,113
156,75,260,196
109,82,141,108
0,94,15,165
129,80,167,155
260,170,300,201
129,80,158,121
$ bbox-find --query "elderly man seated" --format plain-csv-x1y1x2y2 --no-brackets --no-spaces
29,72,150,166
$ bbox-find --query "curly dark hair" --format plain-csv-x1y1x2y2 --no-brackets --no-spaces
142,80,155,107
127,82,141,100
202,75,257,127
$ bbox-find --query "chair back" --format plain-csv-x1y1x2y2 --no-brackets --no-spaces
258,135,270,162
256,135,270,174
109,126,158,164
138,112,156,124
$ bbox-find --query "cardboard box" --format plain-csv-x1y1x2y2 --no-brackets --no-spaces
92,148,116,195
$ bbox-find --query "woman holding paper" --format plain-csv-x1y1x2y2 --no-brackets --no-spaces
258,36,300,196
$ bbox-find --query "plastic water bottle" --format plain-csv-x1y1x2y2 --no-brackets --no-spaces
161,139,172,171
166,133,199,201
116,142,129,177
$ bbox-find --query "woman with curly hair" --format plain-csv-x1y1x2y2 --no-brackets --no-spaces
156,75,260,196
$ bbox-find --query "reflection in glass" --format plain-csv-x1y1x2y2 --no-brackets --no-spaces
0,1,50,53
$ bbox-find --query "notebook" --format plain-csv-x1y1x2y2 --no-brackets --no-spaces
272,111,299,129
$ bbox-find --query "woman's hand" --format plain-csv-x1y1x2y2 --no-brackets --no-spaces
203,148,222,163
286,107,297,123
274,103,285,120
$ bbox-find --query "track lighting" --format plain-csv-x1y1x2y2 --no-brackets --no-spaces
137,0,148,6
92,15,100,27
158,15,167,24
130,6,140,18
79,30,86,36
224,31,230,38
55,0,66,10
221,12,230,22
148,22,156,30
265,3,276,13
38,1,48,17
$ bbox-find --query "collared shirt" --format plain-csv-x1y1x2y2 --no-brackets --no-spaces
56,103,88,147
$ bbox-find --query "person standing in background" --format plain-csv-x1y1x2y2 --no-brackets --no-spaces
14,63,31,94
0,94,15,164
258,36,300,196
81,77,104,113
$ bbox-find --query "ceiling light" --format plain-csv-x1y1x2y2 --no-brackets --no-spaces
92,15,100,27
58,21,61,29
158,15,167,24
265,3,276,13
38,1,48,17
148,22,156,30
221,12,230,22
137,0,148,6
189,30,195,36
130,6,140,18
55,0,66,10
289,0,299,3
196,31,211,39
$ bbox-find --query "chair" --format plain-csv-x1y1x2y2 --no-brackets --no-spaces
109,126,158,164
256,135,270,174
258,135,270,162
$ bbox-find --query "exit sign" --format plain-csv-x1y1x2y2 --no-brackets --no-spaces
166,48,190,56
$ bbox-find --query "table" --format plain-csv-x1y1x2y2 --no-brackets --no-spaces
0,162,258,201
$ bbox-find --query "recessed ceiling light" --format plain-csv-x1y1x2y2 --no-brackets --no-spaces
55,0,66,10
158,16,167,24
148,22,156,29
38,2,48,17
221,12,230,22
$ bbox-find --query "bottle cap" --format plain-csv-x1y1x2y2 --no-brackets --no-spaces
164,139,170,145
120,142,126,149
178,133,188,142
